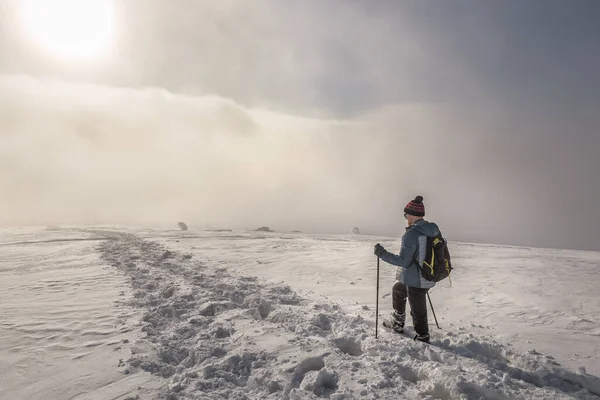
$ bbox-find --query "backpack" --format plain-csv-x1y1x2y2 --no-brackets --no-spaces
420,233,453,283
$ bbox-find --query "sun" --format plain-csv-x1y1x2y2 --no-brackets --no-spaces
19,0,115,61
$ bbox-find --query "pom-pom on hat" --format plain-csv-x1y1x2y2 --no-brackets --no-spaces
404,195,425,217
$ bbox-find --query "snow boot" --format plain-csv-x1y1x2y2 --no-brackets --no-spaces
383,311,405,334
413,333,430,343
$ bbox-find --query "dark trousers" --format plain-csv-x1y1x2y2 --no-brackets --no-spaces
392,281,429,336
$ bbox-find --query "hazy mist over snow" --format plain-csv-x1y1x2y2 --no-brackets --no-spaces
1,0,600,250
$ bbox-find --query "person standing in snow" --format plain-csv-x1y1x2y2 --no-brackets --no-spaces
374,195,440,343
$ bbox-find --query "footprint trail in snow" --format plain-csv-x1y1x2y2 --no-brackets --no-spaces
99,232,600,399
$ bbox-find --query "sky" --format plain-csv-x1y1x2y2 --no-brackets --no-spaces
1,0,599,251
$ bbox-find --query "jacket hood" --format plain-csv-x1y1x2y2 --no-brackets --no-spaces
410,219,440,237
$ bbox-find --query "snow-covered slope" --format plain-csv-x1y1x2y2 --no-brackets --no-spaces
1,227,599,399
0,227,163,399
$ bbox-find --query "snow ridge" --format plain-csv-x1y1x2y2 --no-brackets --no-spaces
98,232,600,399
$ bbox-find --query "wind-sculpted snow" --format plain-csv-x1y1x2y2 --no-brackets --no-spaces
99,232,600,400
0,227,163,400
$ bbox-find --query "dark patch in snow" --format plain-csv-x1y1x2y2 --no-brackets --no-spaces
332,338,363,357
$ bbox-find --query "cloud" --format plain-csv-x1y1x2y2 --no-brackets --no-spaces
0,0,481,118
0,75,372,230
0,75,471,236
2,74,600,251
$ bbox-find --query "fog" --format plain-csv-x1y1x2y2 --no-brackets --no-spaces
0,75,427,234
1,1,599,251
2,75,598,251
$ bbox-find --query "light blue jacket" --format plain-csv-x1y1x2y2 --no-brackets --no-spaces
379,219,440,289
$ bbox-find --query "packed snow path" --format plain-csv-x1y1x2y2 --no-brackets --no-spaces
99,232,600,400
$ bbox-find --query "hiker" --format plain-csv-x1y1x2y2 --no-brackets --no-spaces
374,195,440,343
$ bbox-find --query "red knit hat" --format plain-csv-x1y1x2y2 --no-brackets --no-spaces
404,195,425,217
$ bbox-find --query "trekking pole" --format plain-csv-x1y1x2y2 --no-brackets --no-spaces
375,256,380,338
427,292,440,329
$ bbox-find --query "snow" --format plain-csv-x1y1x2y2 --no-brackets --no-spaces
0,227,163,399
1,227,599,399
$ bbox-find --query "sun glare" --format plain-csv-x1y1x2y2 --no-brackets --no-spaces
19,0,115,61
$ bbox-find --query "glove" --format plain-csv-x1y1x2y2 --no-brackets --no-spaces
374,243,386,257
